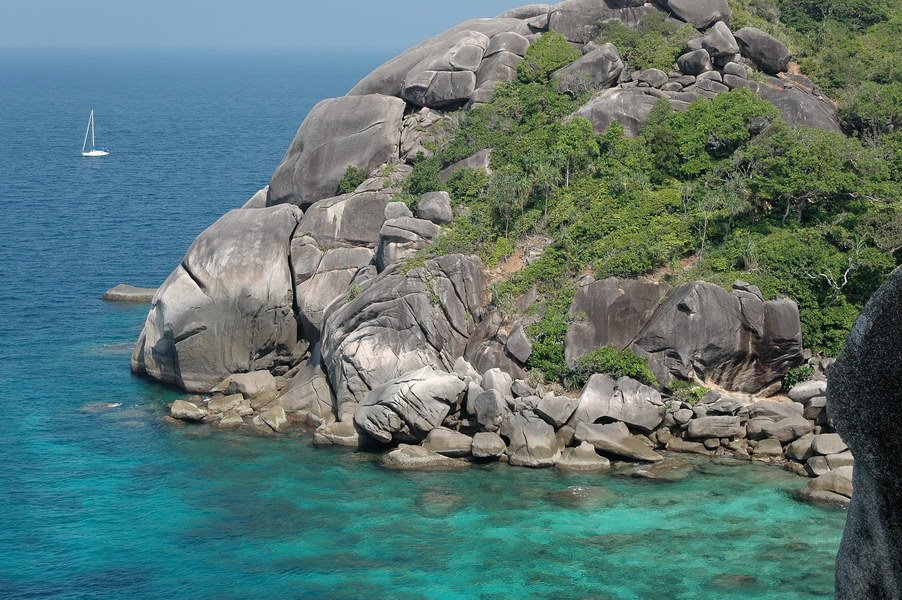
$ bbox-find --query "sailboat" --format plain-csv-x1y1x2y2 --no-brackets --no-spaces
81,110,110,157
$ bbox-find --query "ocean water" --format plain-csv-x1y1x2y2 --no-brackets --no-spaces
0,49,846,599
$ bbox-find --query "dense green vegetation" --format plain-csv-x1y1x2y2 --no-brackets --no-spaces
400,10,899,385
597,13,697,72
565,346,659,390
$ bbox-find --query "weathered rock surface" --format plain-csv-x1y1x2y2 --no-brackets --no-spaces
417,192,454,225
575,421,664,462
322,254,486,415
829,270,902,599
565,277,669,366
354,367,466,444
733,27,791,74
268,95,405,208
686,416,742,439
278,352,336,422
549,0,658,42
381,444,470,470
664,0,730,29
170,400,207,422
423,427,474,457
131,206,303,392
633,281,803,394
535,394,580,428
101,284,157,303
501,412,561,467
677,49,712,75
552,43,624,96
471,431,507,458
556,441,611,471
572,88,688,137
349,19,531,98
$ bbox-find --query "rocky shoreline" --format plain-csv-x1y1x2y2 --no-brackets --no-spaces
163,355,854,508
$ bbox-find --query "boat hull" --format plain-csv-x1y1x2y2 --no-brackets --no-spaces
82,150,110,157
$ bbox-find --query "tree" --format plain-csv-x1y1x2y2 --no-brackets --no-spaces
517,31,581,85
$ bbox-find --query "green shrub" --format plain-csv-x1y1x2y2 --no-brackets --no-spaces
517,31,582,84
564,346,659,390
597,12,696,72
783,365,815,390
840,81,902,138
668,380,711,405
339,165,368,194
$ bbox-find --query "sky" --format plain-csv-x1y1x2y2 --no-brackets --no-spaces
0,0,524,49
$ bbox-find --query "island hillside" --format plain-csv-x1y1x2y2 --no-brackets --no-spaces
128,2,900,595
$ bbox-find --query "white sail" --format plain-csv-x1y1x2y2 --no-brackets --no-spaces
81,109,110,157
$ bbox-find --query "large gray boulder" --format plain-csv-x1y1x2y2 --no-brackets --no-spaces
701,21,739,58
501,412,561,467
565,277,669,366
375,216,441,271
572,88,689,137
829,270,902,599
422,427,474,457
663,0,731,29
132,206,303,392
291,243,375,342
575,421,664,462
497,5,554,20
349,19,531,98
677,49,713,75
552,43,624,96
549,0,659,42
278,349,336,422
686,416,742,439
632,282,804,394
296,191,391,249
733,27,791,74
572,376,665,432
755,84,842,132
354,367,466,444
321,254,486,417
267,95,405,208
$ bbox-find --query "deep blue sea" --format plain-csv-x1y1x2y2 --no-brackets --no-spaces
0,49,846,599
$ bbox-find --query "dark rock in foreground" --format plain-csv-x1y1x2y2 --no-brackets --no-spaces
830,269,902,600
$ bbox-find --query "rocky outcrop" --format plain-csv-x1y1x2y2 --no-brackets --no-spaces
101,284,157,303
565,277,669,366
552,43,624,96
548,0,658,42
501,412,561,467
268,95,405,208
321,254,486,417
663,0,730,30
632,281,804,394
354,367,467,444
572,88,688,137
131,205,303,392
349,19,532,99
733,27,791,75
829,270,902,600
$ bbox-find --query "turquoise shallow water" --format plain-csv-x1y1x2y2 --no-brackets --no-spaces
0,50,845,599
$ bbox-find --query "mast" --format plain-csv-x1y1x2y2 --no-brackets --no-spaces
82,110,92,153
91,110,96,149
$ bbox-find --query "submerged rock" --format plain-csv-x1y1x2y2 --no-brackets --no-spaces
381,444,470,470
101,284,157,303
